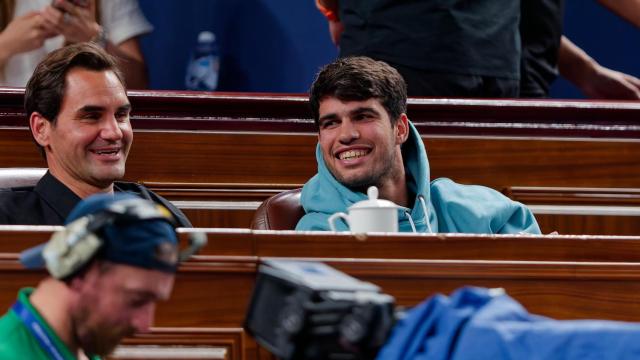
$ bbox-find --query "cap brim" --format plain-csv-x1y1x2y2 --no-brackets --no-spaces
20,243,47,269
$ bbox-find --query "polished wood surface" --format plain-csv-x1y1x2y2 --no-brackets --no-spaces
2,89,640,137
110,327,244,360
2,90,639,188
2,128,639,188
5,227,640,262
2,90,639,235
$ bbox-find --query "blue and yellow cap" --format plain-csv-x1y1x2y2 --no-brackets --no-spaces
21,193,181,278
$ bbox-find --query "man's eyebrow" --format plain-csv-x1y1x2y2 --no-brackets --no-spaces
123,288,157,300
349,106,380,116
318,112,339,123
77,105,105,113
77,103,132,113
117,103,132,112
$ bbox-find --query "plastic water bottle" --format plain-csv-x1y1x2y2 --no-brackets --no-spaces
185,31,220,91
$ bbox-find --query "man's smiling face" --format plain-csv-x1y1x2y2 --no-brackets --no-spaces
35,68,132,191
317,97,407,190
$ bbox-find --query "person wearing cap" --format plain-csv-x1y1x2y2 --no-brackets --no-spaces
0,42,191,227
296,56,541,234
0,193,203,359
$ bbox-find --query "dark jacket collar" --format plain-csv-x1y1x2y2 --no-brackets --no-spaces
33,171,82,221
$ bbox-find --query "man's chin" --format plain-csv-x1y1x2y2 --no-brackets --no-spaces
81,333,127,357
335,174,377,191
90,169,125,185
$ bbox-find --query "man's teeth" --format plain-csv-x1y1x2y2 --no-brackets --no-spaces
339,149,368,160
95,149,118,155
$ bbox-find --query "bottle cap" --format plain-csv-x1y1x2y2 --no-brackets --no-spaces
198,31,215,43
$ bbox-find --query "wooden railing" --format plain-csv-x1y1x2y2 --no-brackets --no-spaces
1,90,639,235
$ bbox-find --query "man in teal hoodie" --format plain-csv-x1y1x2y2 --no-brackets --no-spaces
296,56,541,234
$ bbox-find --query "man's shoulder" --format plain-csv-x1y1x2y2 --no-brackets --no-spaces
114,181,192,227
430,178,506,200
429,177,517,215
0,187,39,224
429,177,539,234
0,186,36,198
0,310,43,359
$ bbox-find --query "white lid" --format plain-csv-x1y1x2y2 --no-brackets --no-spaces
198,31,215,43
349,186,400,210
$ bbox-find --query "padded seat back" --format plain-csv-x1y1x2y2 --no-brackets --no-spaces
0,168,46,188
250,188,304,230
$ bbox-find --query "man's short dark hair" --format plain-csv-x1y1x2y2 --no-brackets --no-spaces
309,56,407,127
24,42,125,156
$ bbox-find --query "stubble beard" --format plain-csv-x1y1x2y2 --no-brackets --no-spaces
333,148,398,193
72,302,132,356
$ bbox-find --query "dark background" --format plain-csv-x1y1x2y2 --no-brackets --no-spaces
138,0,639,98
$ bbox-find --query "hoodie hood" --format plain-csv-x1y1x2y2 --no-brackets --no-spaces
297,121,438,232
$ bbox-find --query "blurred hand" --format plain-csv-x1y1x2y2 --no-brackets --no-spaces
0,11,58,55
41,0,101,44
581,65,640,100
328,20,344,47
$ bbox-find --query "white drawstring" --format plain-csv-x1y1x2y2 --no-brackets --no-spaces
417,195,434,234
404,210,417,232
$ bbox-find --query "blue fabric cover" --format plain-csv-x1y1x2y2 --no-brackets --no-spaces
377,287,640,360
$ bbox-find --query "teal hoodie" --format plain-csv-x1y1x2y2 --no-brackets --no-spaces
296,122,541,234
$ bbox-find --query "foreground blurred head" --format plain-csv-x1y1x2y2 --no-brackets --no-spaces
22,193,179,356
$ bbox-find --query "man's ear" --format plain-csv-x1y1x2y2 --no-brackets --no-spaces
30,112,52,148
67,260,101,291
395,113,410,145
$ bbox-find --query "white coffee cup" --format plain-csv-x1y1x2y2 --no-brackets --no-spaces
328,186,400,233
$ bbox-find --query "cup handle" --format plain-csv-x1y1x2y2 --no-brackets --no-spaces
328,212,349,232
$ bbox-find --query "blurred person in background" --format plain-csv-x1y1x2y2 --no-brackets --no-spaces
315,0,522,97
521,0,640,99
0,0,152,88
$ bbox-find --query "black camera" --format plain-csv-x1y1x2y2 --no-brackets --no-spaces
244,260,397,360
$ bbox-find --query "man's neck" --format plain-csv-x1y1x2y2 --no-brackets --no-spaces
48,168,114,198
30,278,79,355
377,157,409,207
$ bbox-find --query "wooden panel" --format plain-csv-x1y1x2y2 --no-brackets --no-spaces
3,89,640,137
2,127,639,189
0,259,46,314
5,227,640,262
426,136,640,189
2,90,639,188
506,186,640,206
111,327,244,360
0,226,257,256
156,256,257,327
535,214,640,236
244,231,640,263
180,208,255,229
2,91,639,235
